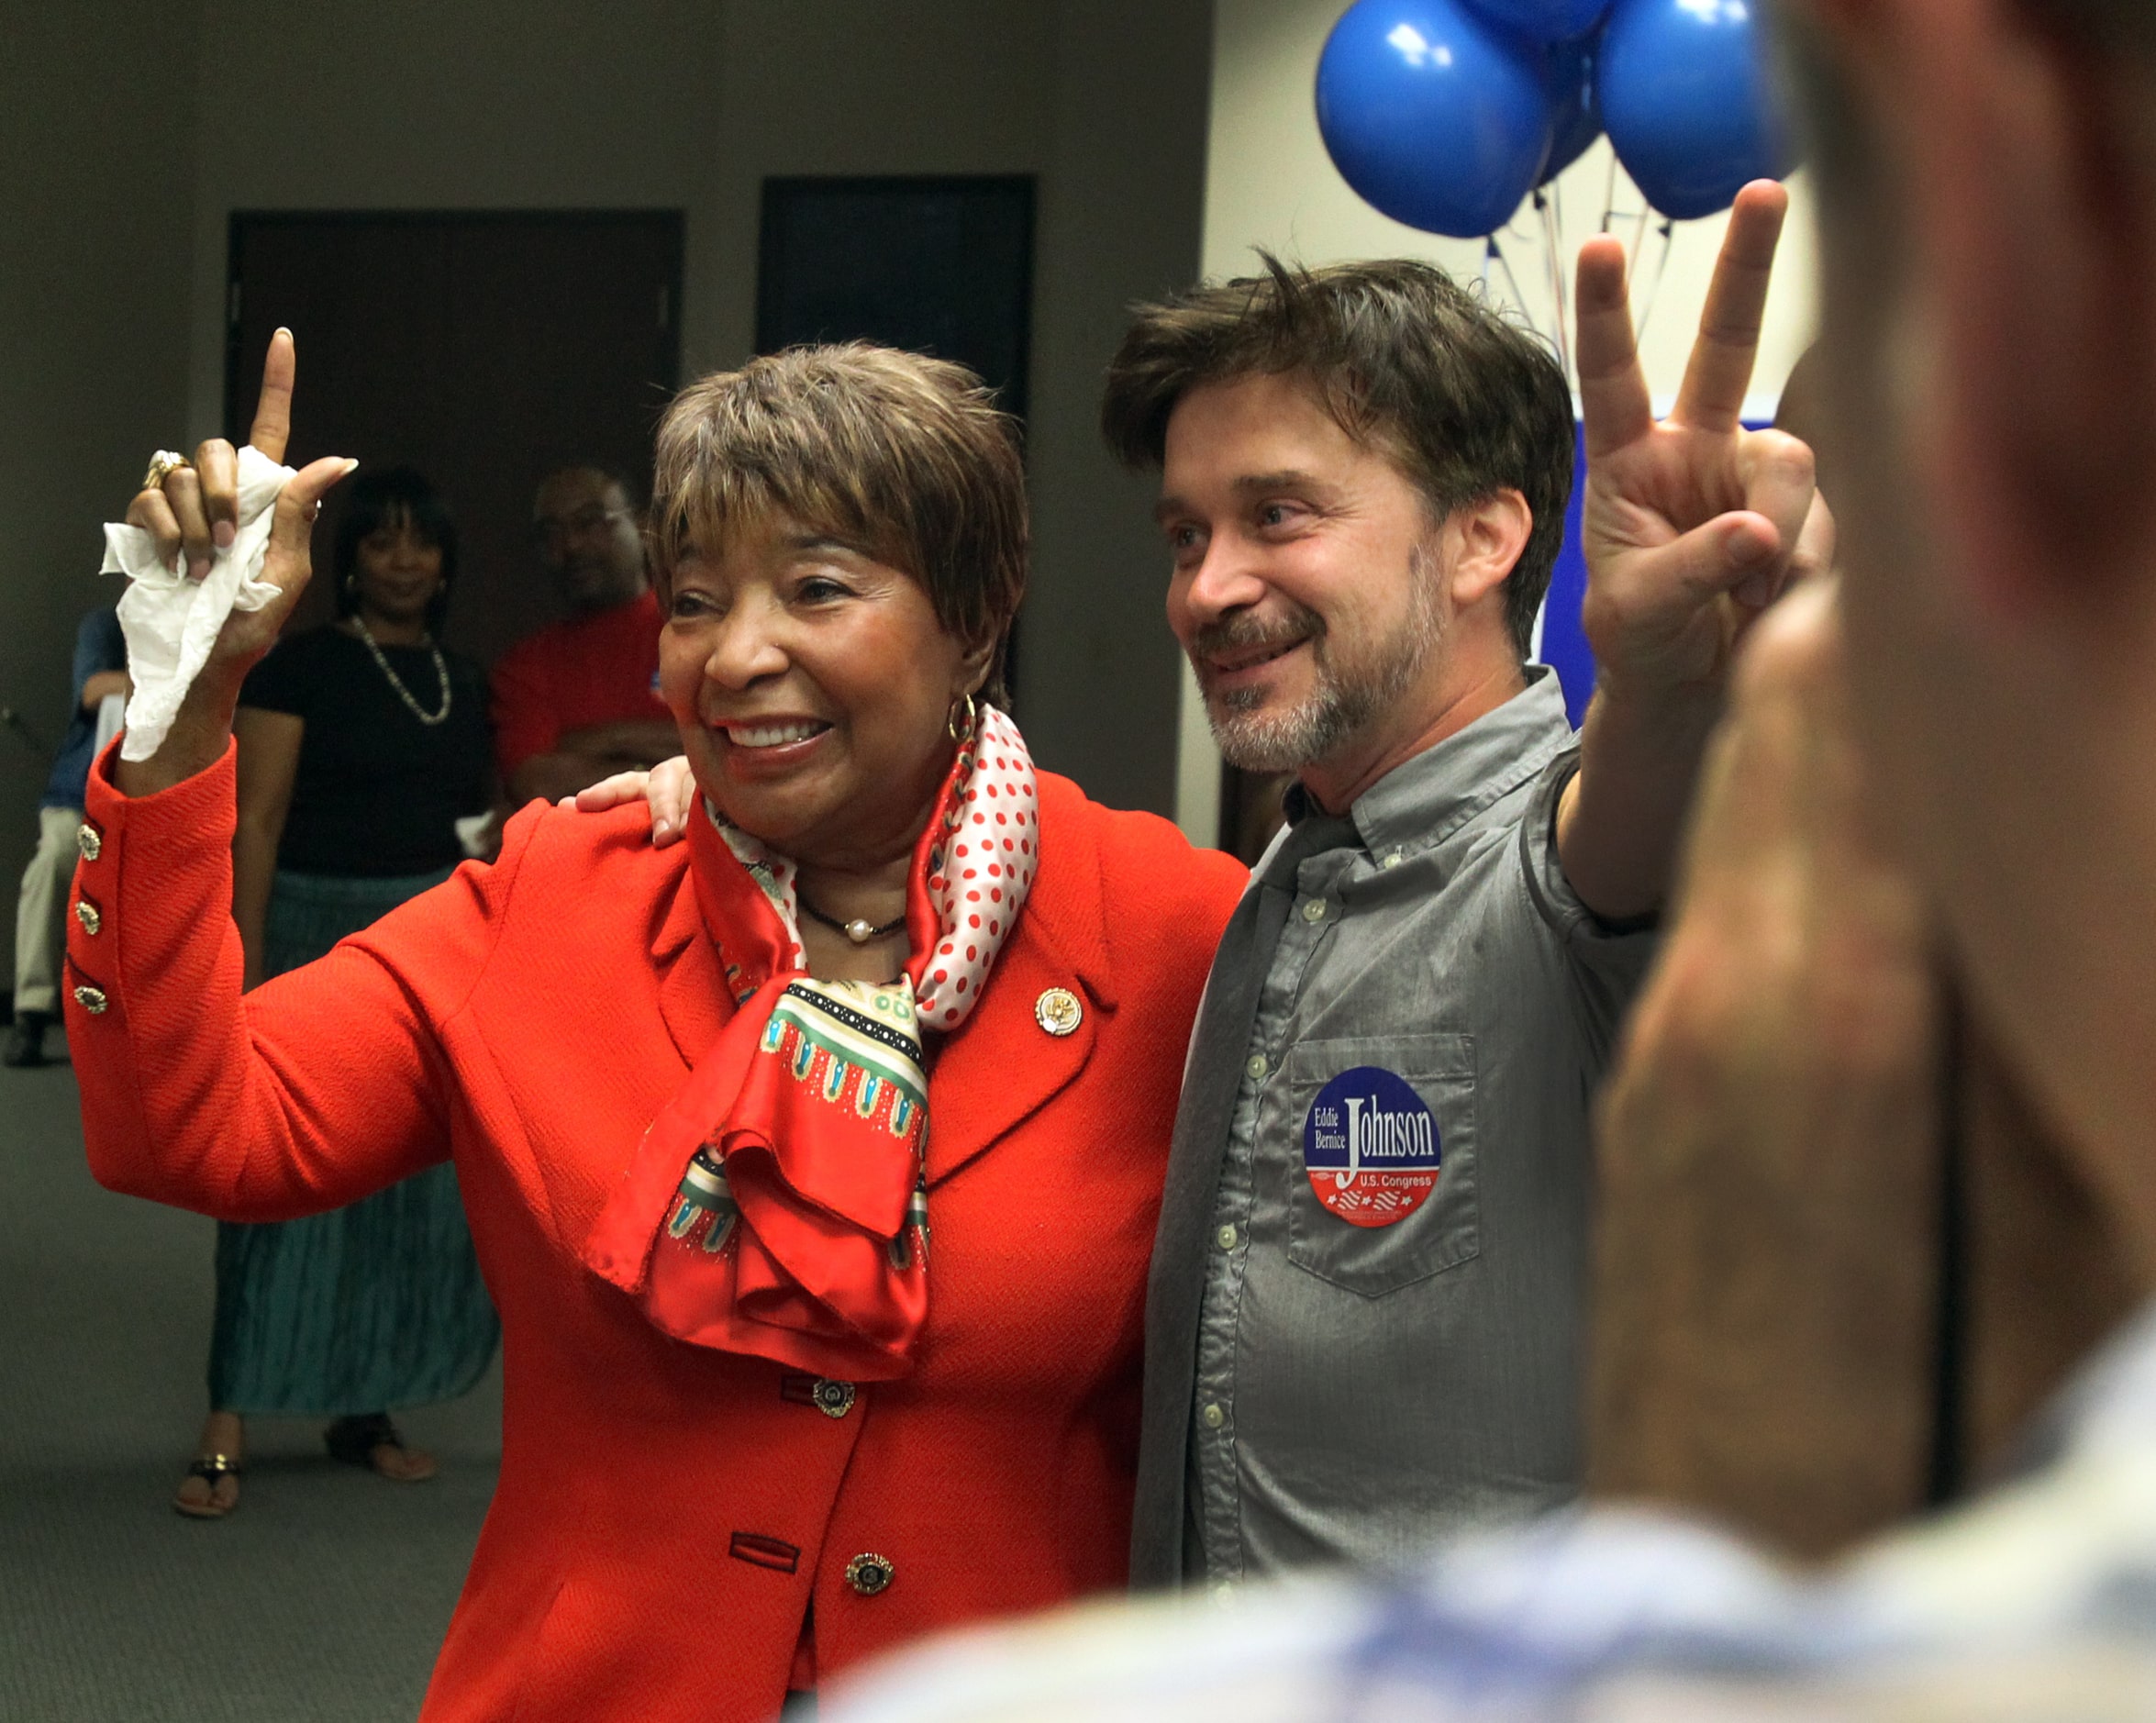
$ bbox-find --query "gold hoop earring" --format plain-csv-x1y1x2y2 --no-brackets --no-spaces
947,691,977,742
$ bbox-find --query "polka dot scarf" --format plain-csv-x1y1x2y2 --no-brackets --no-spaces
917,705,1039,1027
583,706,1039,1380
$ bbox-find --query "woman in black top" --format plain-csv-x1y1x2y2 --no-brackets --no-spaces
174,468,501,1517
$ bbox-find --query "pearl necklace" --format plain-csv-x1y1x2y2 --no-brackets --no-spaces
796,896,906,946
352,617,452,727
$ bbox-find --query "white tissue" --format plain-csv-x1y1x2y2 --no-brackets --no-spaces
100,445,296,761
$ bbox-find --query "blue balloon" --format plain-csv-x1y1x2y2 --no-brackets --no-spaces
1316,0,1554,239
1538,36,1600,185
1596,0,1795,220
1465,0,1611,43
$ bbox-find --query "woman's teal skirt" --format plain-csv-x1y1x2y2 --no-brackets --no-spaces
207,868,501,1416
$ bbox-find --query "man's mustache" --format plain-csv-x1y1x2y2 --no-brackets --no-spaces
1187,608,1324,664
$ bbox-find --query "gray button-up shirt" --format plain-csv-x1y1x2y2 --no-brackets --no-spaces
1184,670,1654,1582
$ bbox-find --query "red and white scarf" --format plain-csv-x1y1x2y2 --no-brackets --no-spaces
583,706,1039,1379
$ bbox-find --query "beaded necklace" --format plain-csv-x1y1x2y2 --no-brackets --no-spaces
351,617,451,726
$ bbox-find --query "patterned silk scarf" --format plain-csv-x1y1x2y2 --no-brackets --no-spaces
583,706,1039,1380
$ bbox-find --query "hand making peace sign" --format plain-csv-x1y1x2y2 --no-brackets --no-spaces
1552,181,1835,922
1576,181,1834,692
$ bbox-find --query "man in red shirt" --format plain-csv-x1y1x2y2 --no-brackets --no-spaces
492,465,678,805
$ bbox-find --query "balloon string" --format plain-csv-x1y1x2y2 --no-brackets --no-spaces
1487,235,1532,326
1552,177,1572,373
1599,150,1618,235
1533,189,1572,383
1633,217,1679,342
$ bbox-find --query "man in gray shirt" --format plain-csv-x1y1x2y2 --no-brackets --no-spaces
1102,195,1826,1585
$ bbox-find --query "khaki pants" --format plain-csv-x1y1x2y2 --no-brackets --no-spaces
13,805,81,1017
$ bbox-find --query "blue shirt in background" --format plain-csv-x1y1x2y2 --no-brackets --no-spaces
42,606,127,810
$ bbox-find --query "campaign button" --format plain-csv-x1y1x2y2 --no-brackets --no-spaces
1302,1066,1439,1228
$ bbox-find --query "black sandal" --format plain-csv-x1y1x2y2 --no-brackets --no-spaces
324,1412,399,1467
174,1452,242,1519
324,1413,436,1481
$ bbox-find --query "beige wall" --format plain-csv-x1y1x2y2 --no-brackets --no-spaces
178,0,719,447
173,0,1067,422
1174,0,1822,843
0,4,202,991
1018,1,1217,802
3,0,1212,994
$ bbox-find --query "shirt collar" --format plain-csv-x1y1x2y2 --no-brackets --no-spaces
1280,666,1574,863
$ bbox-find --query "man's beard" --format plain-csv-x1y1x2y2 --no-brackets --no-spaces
1192,543,1444,773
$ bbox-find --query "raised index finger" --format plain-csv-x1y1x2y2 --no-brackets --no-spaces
1576,234,1654,460
1672,182,1788,434
249,328,295,462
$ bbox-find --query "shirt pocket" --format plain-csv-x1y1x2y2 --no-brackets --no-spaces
1276,1033,1479,1298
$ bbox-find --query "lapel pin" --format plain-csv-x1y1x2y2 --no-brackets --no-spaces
1035,987,1083,1038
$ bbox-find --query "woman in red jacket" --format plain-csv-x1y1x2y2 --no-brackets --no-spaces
76,335,1245,1722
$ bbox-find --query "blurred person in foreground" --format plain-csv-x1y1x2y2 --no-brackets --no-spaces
174,466,499,1518
491,464,678,806
74,336,1242,1720
5,604,126,1067
819,2,2156,1717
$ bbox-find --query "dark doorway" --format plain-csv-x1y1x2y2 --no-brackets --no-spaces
756,177,1036,423
225,210,683,670
756,176,1036,696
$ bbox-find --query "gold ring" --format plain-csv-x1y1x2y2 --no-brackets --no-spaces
141,450,193,491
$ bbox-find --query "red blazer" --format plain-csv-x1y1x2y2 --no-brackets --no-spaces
66,745,1244,1723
